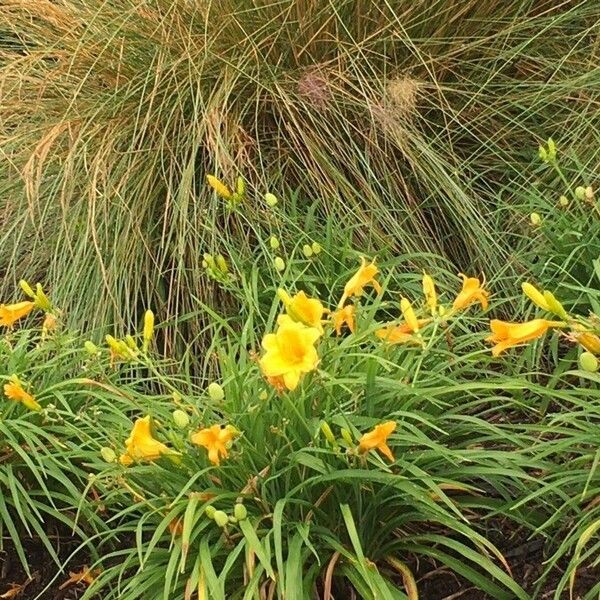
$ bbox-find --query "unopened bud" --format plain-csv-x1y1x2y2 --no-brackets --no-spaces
274,257,285,272
213,510,229,527
530,212,541,226
585,186,594,201
34,283,52,311
269,236,280,250
19,280,35,299
84,341,99,355
100,447,117,463
207,382,225,402
143,310,154,350
575,186,586,200
264,193,278,207
216,254,229,274
205,506,217,519
233,503,247,521
311,242,322,255
302,244,313,258
559,195,569,207
320,421,336,446
172,409,190,429
340,428,353,445
580,352,598,373
236,176,246,197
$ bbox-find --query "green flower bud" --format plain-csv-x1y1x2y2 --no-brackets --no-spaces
205,506,217,519
233,503,247,521
538,146,548,162
320,421,336,446
269,236,280,250
559,195,569,207
547,137,557,161
203,253,216,269
213,510,229,527
19,279,36,299
100,447,117,463
34,283,52,311
575,186,586,200
274,257,285,272
530,212,541,226
207,382,225,402
302,244,313,258
236,176,246,197
264,193,278,207
585,186,594,201
125,335,137,350
580,352,598,373
216,254,229,274
259,390,268,401
340,428,353,445
311,242,322,255
84,341,99,355
172,409,190,429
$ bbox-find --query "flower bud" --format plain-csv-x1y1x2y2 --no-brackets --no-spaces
542,291,569,320
125,335,138,350
259,390,268,401
213,510,229,527
216,254,229,274
585,186,594,201
34,283,52,311
236,176,246,197
340,428,354,445
172,409,190,429
205,506,216,519
320,421,337,446
19,279,35,299
538,146,548,162
269,236,280,250
203,253,216,269
311,242,322,255
579,352,598,373
100,447,117,463
206,175,232,200
233,503,247,521
575,186,586,200
577,332,600,355
274,257,285,272
521,282,550,311
264,193,278,207
400,298,419,332
207,382,225,402
530,212,541,226
84,341,99,355
143,309,154,350
559,195,569,207
42,313,57,334
302,244,313,258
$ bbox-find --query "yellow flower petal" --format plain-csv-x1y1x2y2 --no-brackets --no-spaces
0,301,35,327
339,257,381,307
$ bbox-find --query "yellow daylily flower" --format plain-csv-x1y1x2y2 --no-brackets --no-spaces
486,319,565,357
422,272,437,315
206,175,232,199
191,424,238,465
400,298,420,332
277,289,325,332
339,257,382,307
3,376,41,411
452,274,489,311
358,421,396,461
0,301,35,327
331,304,356,335
259,319,320,391
119,416,174,466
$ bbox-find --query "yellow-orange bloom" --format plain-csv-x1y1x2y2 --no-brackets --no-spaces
277,289,325,332
3,377,41,411
259,319,320,391
452,274,489,311
339,257,382,307
206,175,232,199
486,319,564,357
191,424,237,465
358,421,396,461
422,272,437,315
331,305,356,335
119,416,174,466
0,301,35,327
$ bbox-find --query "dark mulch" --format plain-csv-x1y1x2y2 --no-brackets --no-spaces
0,536,97,600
